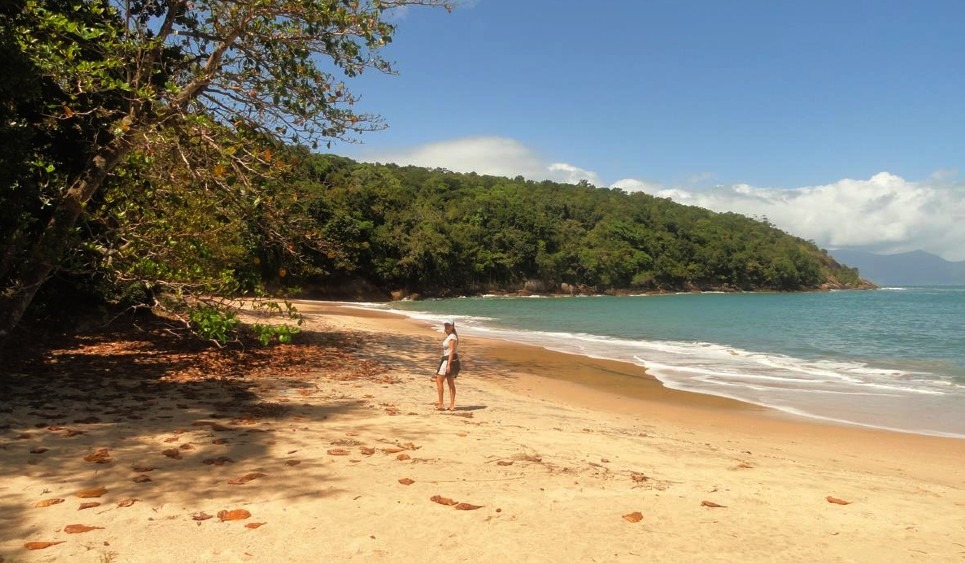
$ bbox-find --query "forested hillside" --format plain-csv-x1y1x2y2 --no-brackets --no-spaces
270,153,869,298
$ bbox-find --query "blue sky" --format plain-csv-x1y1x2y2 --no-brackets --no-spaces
329,1,965,261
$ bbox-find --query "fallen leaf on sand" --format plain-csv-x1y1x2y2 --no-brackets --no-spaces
30,447,48,454
202,456,234,466
701,500,726,508
117,498,138,507
192,512,213,521
630,473,649,482
84,448,112,463
398,478,415,485
64,524,103,534
381,447,404,454
133,475,152,483
285,459,301,466
360,447,376,455
454,502,483,511
75,487,107,498
430,495,458,506
396,453,411,461
78,502,101,510
132,463,155,472
327,448,349,456
227,472,266,485
622,511,644,523
192,421,233,431
24,541,64,550
245,522,266,529
218,509,251,521
162,448,182,459
34,498,65,508
826,496,851,505
496,460,513,466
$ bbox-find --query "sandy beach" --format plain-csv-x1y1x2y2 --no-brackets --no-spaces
1,301,963,562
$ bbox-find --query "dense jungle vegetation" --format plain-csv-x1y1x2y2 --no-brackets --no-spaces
271,152,867,298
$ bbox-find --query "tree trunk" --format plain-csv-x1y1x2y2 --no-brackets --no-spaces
0,135,135,340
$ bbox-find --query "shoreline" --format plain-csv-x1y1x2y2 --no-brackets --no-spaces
302,300,965,483
336,299,965,441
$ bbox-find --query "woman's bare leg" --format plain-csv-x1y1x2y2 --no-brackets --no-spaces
446,376,456,410
434,376,445,409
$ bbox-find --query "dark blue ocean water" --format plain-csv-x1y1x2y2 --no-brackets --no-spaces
363,287,965,438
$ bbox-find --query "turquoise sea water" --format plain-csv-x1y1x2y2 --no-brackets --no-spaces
361,287,965,439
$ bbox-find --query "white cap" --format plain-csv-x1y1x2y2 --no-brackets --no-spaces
443,319,455,326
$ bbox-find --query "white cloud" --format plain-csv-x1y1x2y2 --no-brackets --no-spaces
357,136,602,186
614,171,965,262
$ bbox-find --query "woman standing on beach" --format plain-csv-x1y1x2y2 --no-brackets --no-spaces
434,320,459,410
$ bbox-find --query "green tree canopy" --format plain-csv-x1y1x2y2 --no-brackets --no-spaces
0,0,450,339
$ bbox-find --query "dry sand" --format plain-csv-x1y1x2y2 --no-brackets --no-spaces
1,301,963,562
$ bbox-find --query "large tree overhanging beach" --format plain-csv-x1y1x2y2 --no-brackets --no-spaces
0,0,451,340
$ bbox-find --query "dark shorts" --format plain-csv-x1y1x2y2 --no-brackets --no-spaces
436,356,460,377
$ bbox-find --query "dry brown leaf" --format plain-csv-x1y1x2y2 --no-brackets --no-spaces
24,541,65,550
245,522,266,529
430,495,458,506
285,459,301,466
826,496,851,505
327,448,349,456
218,509,251,521
131,463,155,472
178,443,195,450
227,472,266,485
30,447,49,454
630,472,649,482
454,502,483,511
359,447,376,455
75,487,107,498
83,448,112,463
396,453,411,461
202,456,234,466
398,478,415,485
701,500,726,508
133,475,152,483
622,511,644,523
162,448,182,459
496,460,513,466
64,524,103,534
381,447,404,454
117,498,138,507
78,502,101,510
192,512,213,521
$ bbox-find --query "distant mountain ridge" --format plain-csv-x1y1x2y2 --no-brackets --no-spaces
830,249,965,286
